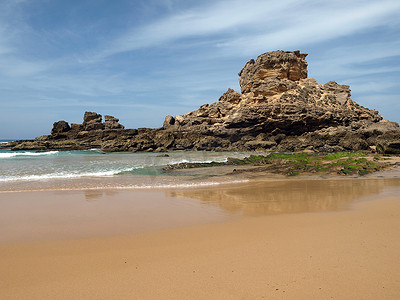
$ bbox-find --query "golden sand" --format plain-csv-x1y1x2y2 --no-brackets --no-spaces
1,177,400,299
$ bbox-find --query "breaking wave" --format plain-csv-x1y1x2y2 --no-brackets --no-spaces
0,167,138,182
0,151,59,159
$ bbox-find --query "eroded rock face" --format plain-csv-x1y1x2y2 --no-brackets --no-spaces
83,112,104,131
163,115,175,129
83,112,102,123
238,50,308,95
104,115,124,130
169,77,381,138
4,50,400,153
51,121,70,135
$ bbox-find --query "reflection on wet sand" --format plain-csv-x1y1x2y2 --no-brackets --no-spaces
167,179,400,216
84,190,118,201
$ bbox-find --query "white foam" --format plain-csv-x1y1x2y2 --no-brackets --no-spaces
114,180,249,190
0,151,59,158
0,179,250,193
0,167,137,182
167,158,228,165
86,148,106,153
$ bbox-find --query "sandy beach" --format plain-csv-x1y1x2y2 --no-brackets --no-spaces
2,1,400,299
1,175,400,299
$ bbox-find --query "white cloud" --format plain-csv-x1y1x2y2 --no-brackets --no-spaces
347,81,398,94
89,0,299,60
0,0,50,76
216,1,400,55
88,0,400,60
0,56,51,76
308,41,400,83
313,43,400,66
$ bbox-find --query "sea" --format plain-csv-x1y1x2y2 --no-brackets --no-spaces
0,140,253,192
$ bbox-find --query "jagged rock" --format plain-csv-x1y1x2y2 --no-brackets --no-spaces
34,135,49,141
359,120,399,137
83,112,102,123
169,56,382,138
238,50,307,95
51,121,70,135
219,88,241,104
104,115,124,130
377,141,400,154
70,123,83,131
3,50,400,154
245,140,276,150
83,112,104,131
163,115,175,129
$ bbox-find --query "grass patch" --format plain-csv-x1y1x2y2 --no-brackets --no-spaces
325,151,367,160
332,158,382,175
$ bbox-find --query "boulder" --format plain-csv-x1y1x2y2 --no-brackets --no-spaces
377,141,400,154
359,120,400,137
51,121,70,135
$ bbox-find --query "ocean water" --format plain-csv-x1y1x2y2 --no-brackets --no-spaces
0,148,253,191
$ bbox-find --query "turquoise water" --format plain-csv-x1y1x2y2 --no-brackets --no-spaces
0,148,252,191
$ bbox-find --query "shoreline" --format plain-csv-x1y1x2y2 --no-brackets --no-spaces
1,161,399,194
1,148,399,194
1,170,400,242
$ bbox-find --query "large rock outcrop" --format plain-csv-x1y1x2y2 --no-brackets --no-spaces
161,51,388,151
3,50,400,153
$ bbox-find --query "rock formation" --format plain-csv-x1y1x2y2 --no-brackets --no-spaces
50,112,124,137
51,121,70,135
82,112,103,131
3,50,400,154
104,115,124,130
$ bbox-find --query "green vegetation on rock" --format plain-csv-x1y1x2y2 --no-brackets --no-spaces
164,152,398,176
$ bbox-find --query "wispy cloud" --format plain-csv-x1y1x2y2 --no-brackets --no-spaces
309,41,400,89
88,0,298,60
216,1,400,55
90,0,400,60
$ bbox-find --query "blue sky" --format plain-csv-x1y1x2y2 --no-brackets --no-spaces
0,0,399,139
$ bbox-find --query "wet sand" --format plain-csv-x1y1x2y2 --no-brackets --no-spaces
1,176,400,299
0,189,232,243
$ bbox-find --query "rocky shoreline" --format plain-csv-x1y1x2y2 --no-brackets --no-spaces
3,50,400,154
163,152,400,178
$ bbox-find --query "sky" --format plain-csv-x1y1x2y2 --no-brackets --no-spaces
0,0,399,139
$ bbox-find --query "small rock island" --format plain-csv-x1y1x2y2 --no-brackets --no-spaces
4,50,400,154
